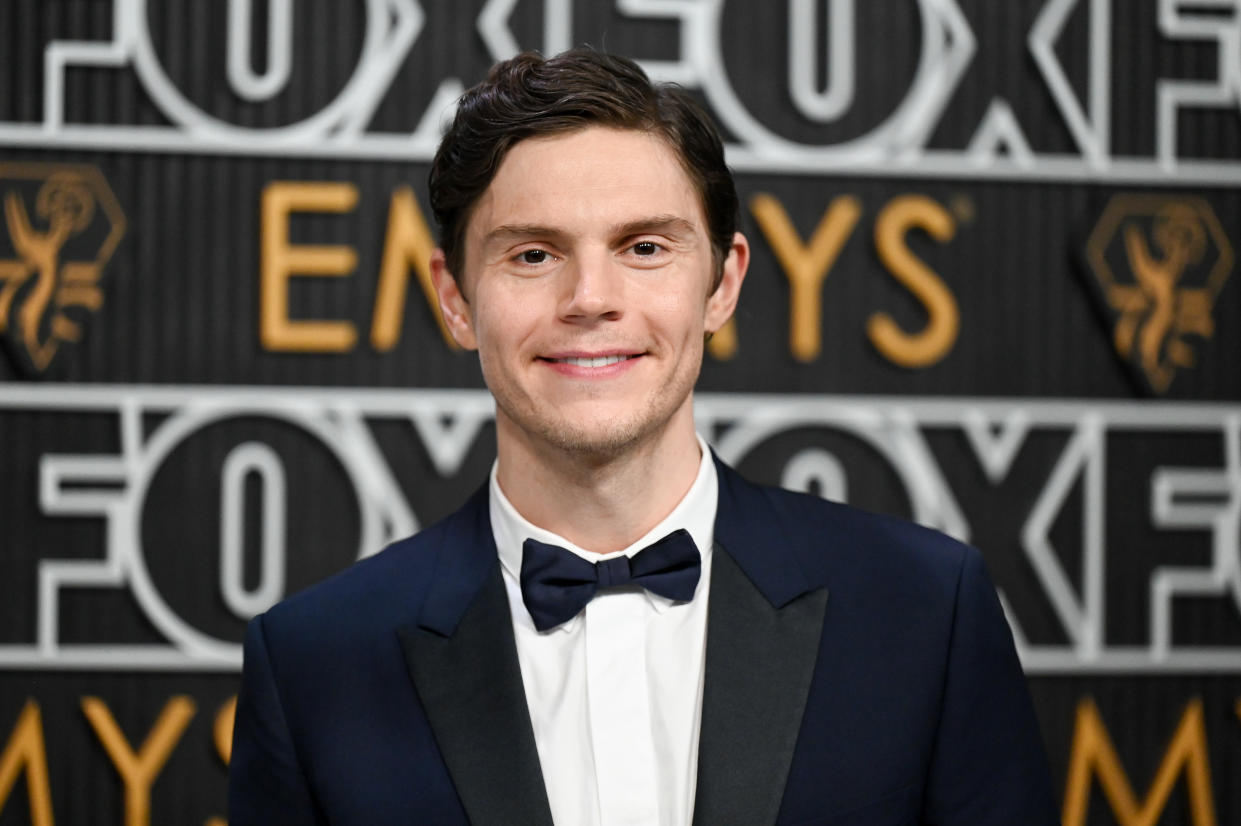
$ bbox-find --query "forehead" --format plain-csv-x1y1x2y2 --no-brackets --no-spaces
465,127,705,243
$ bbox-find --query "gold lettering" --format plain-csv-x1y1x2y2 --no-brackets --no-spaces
750,193,861,362
260,181,359,352
0,701,54,826
869,195,959,367
1062,697,1217,826
371,186,456,351
203,698,236,826
214,696,236,765
82,695,196,826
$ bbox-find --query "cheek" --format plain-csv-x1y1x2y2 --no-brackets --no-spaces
633,264,714,322
645,291,708,340
471,297,539,354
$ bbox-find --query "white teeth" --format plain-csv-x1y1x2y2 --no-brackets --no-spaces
555,355,631,367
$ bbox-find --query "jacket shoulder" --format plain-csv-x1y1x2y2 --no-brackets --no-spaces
772,482,967,561
726,469,977,607
256,504,465,654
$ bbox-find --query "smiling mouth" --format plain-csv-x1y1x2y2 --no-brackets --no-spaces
543,354,642,367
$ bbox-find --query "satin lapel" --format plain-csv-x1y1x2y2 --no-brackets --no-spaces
692,546,829,826
398,561,553,826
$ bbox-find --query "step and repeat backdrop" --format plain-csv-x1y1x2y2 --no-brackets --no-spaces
2,1,1240,824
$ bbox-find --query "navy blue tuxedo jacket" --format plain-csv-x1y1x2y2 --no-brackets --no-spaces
230,458,1057,825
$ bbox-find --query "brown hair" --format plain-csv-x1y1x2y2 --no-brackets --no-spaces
429,47,738,284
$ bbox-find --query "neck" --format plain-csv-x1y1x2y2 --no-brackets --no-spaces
494,404,703,554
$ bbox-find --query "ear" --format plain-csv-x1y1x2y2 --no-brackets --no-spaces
430,248,478,351
704,231,749,333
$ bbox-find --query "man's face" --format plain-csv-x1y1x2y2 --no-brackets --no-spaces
432,126,746,459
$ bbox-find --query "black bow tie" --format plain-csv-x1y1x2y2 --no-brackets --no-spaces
519,529,702,631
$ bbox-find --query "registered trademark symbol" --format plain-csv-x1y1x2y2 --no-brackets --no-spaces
950,194,975,225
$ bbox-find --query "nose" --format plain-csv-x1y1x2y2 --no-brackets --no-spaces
559,251,623,323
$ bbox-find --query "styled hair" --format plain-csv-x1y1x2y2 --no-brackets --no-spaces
429,47,738,283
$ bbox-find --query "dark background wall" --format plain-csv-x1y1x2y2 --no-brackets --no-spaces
1,1,1239,824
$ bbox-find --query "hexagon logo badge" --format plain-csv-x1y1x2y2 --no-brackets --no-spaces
1085,194,1232,395
0,163,126,375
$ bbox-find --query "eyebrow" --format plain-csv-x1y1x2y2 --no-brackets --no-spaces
482,224,565,247
481,214,700,247
610,215,698,239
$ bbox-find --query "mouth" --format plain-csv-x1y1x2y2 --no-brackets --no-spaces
543,354,642,368
537,351,646,376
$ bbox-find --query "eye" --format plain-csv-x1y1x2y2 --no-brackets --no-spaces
517,248,551,265
632,241,660,256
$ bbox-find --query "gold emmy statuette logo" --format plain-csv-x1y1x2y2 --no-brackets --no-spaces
0,163,125,374
1086,195,1233,394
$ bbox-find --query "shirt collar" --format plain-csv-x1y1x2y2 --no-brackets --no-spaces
490,434,718,628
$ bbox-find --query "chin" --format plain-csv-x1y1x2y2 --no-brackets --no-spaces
507,400,678,461
538,416,651,458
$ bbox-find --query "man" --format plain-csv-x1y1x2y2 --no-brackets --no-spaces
229,48,1057,825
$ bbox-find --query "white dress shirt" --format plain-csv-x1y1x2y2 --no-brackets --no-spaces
489,437,717,826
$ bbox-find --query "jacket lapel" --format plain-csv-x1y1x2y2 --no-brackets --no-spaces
693,459,830,826
397,489,554,826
